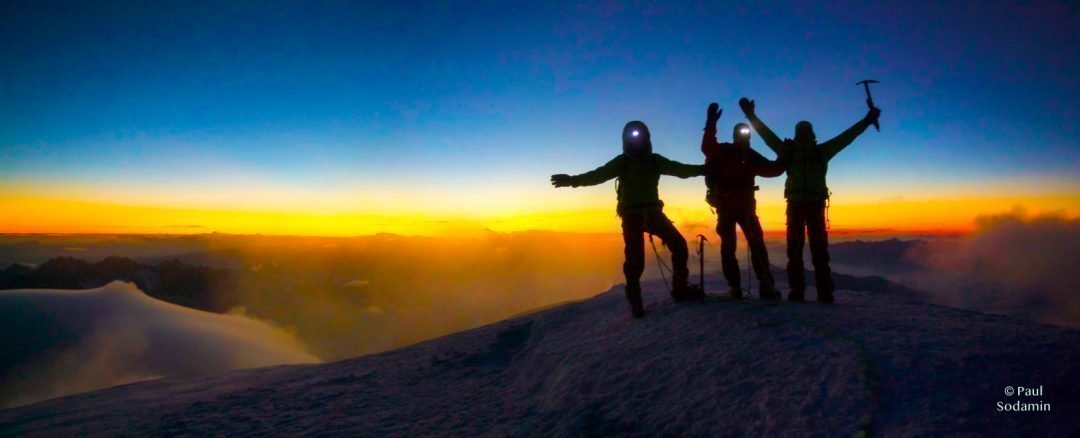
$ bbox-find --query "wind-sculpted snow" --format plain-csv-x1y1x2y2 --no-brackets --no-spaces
0,281,319,408
1,279,1077,435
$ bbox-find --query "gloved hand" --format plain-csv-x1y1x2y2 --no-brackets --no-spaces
738,98,756,118
705,102,722,130
550,174,574,188
865,105,881,124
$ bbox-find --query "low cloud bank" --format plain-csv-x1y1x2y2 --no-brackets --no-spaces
0,281,319,408
903,209,1080,327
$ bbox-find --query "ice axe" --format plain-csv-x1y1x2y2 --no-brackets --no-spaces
856,79,880,131
696,234,707,292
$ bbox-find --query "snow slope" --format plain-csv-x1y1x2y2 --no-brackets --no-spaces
1,278,1077,436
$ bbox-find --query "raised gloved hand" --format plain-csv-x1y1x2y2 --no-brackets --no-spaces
550,174,574,188
865,105,881,125
738,97,756,118
705,102,722,130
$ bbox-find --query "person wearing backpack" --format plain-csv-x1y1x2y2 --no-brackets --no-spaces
738,97,881,303
700,103,785,300
551,121,705,318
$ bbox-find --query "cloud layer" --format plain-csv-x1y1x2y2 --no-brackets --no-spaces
0,281,318,407
903,209,1080,327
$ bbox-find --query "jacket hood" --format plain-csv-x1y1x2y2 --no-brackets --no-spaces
795,121,817,145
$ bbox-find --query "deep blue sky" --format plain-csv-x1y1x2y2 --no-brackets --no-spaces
2,0,1078,215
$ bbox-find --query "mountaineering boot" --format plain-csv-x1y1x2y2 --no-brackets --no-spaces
729,287,745,300
788,289,805,302
625,284,645,318
817,290,834,304
759,285,782,301
671,284,705,303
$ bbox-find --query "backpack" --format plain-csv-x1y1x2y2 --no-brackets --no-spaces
783,139,831,200
703,147,757,207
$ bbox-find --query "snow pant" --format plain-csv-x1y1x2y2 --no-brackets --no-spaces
785,199,834,295
715,196,775,291
621,208,689,290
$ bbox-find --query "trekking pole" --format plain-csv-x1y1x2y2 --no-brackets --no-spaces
696,234,707,292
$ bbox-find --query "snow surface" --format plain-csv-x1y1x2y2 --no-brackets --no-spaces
1,278,1077,436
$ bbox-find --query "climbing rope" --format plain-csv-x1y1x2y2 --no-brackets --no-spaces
825,191,832,231
649,234,673,294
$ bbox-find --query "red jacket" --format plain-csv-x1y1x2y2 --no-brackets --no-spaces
701,127,784,207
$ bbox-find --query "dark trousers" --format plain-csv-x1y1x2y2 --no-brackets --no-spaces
716,200,775,290
621,208,689,290
785,199,834,294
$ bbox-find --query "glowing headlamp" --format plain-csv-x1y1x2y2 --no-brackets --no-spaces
739,127,750,135
631,130,640,137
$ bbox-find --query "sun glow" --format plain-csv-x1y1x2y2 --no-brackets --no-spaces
3,192,1076,237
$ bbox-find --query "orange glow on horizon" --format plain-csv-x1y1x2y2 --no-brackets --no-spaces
3,193,1077,237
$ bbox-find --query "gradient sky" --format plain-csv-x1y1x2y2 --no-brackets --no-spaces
2,1,1078,235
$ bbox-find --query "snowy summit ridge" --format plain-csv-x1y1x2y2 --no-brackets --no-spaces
1,279,1077,435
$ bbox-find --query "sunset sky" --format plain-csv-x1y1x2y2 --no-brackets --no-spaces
3,1,1078,235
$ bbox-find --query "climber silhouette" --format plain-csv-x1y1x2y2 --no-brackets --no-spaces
700,103,785,300
551,121,705,318
739,97,881,303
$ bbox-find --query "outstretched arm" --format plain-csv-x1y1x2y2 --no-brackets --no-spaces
550,156,622,187
820,107,881,161
657,155,705,179
740,98,789,156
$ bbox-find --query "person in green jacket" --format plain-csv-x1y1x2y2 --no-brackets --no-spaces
738,97,881,303
551,121,705,318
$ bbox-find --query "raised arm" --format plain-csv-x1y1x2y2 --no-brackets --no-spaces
739,98,789,156
551,156,622,188
820,107,881,161
750,149,785,178
702,128,724,162
656,155,705,179
701,103,722,160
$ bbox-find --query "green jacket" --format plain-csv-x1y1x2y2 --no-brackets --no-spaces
569,153,704,211
747,115,873,202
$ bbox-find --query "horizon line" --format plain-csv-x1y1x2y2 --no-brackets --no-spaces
0,228,971,240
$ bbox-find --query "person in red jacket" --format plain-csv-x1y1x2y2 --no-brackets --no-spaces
701,103,784,300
